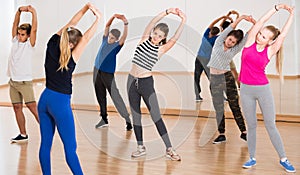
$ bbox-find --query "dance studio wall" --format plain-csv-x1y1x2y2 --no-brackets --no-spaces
0,0,298,85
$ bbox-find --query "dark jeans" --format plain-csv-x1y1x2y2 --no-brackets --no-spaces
93,67,130,123
210,71,246,134
127,74,172,148
194,56,205,97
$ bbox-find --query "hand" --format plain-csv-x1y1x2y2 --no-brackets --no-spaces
18,6,28,12
285,6,295,15
177,9,186,21
230,10,239,15
224,16,233,22
167,8,179,15
286,6,295,15
27,5,36,13
114,14,125,20
89,5,102,20
244,15,256,24
86,2,93,9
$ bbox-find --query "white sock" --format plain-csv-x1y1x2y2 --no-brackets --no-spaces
281,157,287,162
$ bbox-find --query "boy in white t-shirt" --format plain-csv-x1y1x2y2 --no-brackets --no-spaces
7,5,39,143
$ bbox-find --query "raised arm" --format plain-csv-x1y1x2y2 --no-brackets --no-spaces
230,10,240,19
210,15,232,29
159,8,186,55
57,3,91,36
115,14,128,45
140,8,177,42
230,15,254,29
269,5,294,57
220,10,236,28
27,5,37,47
72,4,101,62
104,15,115,37
12,7,24,38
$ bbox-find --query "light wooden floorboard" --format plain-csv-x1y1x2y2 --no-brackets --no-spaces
0,107,299,175
0,73,299,174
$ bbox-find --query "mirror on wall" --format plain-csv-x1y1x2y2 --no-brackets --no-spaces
0,0,299,119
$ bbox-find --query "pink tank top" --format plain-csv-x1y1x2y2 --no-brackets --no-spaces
239,42,270,85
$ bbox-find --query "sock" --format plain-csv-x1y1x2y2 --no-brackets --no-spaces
281,157,287,162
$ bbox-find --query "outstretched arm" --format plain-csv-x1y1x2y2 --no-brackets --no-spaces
57,3,91,36
27,5,37,47
159,8,186,55
72,4,102,62
269,5,294,57
115,14,128,45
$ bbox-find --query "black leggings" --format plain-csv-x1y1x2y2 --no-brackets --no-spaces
127,74,172,148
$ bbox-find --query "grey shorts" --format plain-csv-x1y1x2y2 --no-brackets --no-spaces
9,79,36,104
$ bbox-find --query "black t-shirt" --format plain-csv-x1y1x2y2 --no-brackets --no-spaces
45,34,76,94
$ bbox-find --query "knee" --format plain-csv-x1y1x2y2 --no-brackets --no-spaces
132,117,142,126
265,121,276,130
26,102,37,110
247,122,257,130
13,104,23,112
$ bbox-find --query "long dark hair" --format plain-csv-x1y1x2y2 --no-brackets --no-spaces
150,23,169,45
227,29,244,45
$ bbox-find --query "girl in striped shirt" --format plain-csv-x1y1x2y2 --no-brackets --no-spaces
127,8,186,161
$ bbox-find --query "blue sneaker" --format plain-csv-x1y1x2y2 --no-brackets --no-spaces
280,159,296,173
243,158,256,168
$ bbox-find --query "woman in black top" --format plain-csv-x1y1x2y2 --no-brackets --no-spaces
37,3,101,174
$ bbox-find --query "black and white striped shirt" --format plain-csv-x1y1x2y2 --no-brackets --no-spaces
132,39,159,71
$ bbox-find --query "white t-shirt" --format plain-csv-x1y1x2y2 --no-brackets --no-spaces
7,37,34,81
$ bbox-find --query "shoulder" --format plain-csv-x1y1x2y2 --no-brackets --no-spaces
103,35,108,40
49,34,60,43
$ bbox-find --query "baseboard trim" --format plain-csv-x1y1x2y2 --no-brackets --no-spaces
1,102,298,123
71,104,300,123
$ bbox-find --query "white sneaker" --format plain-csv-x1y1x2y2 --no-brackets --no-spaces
166,147,181,161
131,145,146,157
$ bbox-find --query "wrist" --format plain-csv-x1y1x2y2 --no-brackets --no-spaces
275,5,279,11
165,9,169,15
124,22,128,25
18,7,21,13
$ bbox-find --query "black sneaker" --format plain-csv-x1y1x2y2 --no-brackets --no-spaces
126,122,133,131
195,95,203,102
240,133,247,141
11,134,28,143
213,135,226,144
95,119,108,128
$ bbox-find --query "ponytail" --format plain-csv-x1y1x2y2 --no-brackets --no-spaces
58,27,83,71
276,46,284,83
266,25,283,82
58,28,71,71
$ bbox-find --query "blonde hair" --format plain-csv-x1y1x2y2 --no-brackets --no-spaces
58,27,82,71
265,25,283,81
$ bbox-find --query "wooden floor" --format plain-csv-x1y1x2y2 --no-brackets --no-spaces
0,73,299,175
0,107,299,175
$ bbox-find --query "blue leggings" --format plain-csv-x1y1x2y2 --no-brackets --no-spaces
38,88,83,175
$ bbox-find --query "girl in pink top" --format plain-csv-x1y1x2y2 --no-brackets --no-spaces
239,4,295,173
